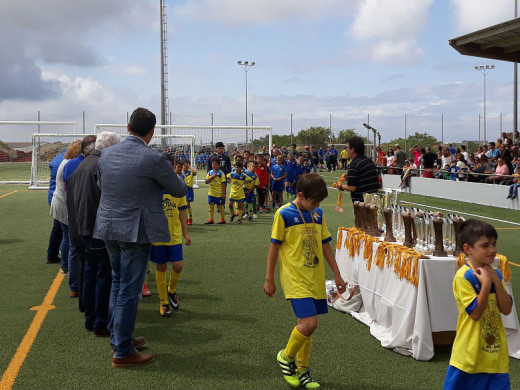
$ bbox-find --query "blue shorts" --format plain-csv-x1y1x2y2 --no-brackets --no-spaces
285,177,296,185
208,196,225,205
150,244,183,264
229,198,245,203
186,188,194,203
443,366,510,390
272,181,284,192
289,298,328,319
245,192,256,203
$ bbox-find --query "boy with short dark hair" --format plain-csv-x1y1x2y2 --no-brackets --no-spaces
264,173,346,389
205,157,227,224
150,159,192,317
271,155,287,209
442,219,512,390
244,161,259,220
226,162,247,223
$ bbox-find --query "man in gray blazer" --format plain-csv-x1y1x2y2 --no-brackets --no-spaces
94,107,187,368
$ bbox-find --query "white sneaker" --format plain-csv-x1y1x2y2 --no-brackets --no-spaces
253,214,258,219
243,213,249,219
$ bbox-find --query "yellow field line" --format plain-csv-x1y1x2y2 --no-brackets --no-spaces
0,271,64,390
0,191,18,199
509,261,520,268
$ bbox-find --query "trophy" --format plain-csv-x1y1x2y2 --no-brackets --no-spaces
433,216,447,257
368,204,379,237
452,217,464,256
383,208,396,242
402,212,413,248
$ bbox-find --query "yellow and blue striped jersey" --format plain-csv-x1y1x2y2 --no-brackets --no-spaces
271,202,332,299
244,170,259,192
153,194,187,246
183,169,196,188
206,170,226,198
226,172,247,200
449,263,509,374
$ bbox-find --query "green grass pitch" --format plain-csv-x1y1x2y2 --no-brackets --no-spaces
1,175,520,389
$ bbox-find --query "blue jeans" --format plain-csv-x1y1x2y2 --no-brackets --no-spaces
47,218,63,261
81,236,111,332
509,183,520,197
61,223,79,292
105,240,151,358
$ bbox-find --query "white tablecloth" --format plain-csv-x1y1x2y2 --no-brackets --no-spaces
335,233,520,361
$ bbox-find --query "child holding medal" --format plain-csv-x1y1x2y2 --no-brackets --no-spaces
443,219,513,390
264,173,346,389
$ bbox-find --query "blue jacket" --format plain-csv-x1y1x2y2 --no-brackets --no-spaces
48,150,65,205
93,136,187,244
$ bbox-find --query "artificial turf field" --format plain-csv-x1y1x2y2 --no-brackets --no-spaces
1,173,520,390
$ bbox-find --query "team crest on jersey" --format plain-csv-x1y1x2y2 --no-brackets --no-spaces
312,211,320,222
294,217,299,223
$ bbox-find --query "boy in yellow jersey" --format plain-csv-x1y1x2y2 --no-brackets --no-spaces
244,161,259,221
150,160,192,317
226,161,247,224
182,160,197,225
443,219,512,390
264,173,346,389
205,157,227,224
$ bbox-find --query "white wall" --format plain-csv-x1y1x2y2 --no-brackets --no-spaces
381,174,520,211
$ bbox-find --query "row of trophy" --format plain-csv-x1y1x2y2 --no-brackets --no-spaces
354,189,465,257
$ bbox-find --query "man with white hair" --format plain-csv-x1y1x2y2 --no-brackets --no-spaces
67,131,121,337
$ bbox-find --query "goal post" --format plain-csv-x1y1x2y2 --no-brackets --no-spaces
28,133,196,190
94,124,273,156
0,121,77,185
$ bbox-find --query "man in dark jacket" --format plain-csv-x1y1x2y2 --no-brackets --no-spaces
67,132,121,338
206,141,231,174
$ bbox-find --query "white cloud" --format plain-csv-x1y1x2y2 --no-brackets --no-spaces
452,0,513,33
371,39,425,64
173,0,355,24
348,0,433,64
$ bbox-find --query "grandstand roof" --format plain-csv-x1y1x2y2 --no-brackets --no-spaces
449,18,520,63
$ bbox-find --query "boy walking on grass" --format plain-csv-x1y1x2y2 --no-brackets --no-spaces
264,173,346,389
443,219,512,390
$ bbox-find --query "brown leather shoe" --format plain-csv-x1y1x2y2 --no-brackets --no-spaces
112,352,153,368
69,292,79,298
94,329,110,337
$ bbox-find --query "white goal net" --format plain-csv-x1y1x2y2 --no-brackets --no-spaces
29,133,195,189
0,121,77,184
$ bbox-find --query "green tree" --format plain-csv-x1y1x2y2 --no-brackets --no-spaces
337,129,358,144
296,126,333,147
383,132,439,152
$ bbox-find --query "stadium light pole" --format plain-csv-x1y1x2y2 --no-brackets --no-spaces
475,65,495,143
237,60,255,143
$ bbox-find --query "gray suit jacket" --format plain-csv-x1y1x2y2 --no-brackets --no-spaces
93,136,187,243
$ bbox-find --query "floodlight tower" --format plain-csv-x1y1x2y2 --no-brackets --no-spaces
475,65,494,144
160,0,169,131
237,60,255,143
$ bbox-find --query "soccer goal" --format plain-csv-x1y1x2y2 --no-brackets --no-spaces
29,133,196,189
0,121,77,185
94,124,273,156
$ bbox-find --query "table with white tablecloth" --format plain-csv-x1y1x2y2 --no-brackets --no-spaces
335,229,520,361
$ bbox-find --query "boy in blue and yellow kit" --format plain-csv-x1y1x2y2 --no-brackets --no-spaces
182,160,197,225
244,161,259,221
205,157,227,224
150,159,192,317
264,173,346,389
226,161,247,224
443,219,512,390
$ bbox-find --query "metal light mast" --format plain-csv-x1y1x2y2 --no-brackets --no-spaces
160,0,169,130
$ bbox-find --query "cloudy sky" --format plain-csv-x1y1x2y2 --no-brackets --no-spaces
1,0,519,143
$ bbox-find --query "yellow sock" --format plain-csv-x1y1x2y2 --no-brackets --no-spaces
209,204,215,220
188,206,192,219
219,205,225,220
144,262,151,285
238,207,243,221
155,270,168,305
284,327,310,360
168,270,183,293
296,336,312,371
